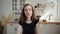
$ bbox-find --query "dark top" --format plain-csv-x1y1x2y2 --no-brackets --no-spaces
19,19,39,34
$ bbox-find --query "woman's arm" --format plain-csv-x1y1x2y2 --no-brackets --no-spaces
36,23,40,34
17,24,22,34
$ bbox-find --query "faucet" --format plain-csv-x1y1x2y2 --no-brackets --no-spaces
49,14,53,20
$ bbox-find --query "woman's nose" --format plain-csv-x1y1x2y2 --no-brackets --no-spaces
27,10,29,13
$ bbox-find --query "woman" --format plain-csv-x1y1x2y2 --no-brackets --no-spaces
17,4,46,34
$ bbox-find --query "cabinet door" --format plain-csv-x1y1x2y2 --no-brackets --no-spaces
7,23,19,34
40,24,60,34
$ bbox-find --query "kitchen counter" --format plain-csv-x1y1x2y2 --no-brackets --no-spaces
46,22,60,24
47,20,60,24
42,20,60,24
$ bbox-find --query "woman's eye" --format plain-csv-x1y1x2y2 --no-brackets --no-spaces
29,9,32,11
24,9,27,11
24,9,32,11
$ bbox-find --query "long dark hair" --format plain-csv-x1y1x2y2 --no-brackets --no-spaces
19,4,36,22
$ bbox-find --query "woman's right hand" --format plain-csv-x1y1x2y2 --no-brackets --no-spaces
17,24,22,34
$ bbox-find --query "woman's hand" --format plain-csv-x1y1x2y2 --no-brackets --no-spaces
36,23,40,34
17,24,22,34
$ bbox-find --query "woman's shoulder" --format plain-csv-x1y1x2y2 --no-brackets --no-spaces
33,18,39,24
18,20,24,26
35,18,39,22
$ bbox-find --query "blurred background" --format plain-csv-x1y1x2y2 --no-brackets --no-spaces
0,0,60,34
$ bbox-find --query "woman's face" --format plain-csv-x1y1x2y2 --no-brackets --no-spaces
24,5,32,18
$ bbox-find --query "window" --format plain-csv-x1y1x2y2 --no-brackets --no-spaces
12,0,17,11
20,0,25,10
12,0,25,11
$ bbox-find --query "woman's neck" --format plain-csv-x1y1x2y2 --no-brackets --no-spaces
26,17,32,24
26,17,31,21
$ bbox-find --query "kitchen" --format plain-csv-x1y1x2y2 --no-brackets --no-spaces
0,0,60,34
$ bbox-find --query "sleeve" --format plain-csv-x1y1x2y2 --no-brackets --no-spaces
19,21,22,26
35,19,39,24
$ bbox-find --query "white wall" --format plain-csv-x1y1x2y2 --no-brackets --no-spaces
1,0,12,17
0,0,12,20
0,0,1,20
50,0,60,21
58,0,60,19
0,0,2,20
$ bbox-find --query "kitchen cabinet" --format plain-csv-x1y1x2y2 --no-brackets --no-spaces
7,23,19,34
